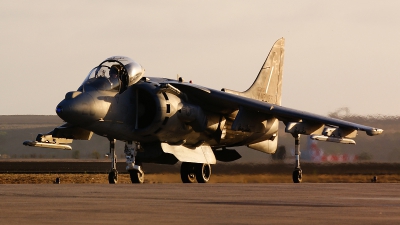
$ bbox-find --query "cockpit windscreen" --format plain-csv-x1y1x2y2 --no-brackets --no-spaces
78,56,144,93
79,64,121,92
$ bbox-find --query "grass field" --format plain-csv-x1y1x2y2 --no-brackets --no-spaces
1,173,399,184
1,161,399,184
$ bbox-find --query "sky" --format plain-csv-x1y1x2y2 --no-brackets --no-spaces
1,0,399,116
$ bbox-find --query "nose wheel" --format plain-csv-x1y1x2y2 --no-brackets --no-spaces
107,139,118,184
108,169,118,184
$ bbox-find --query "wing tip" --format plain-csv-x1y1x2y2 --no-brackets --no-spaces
366,128,384,136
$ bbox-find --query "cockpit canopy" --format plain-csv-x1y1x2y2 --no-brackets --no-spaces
78,56,145,93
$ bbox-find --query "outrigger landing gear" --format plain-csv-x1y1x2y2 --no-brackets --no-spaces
292,134,302,183
124,141,144,184
108,139,118,184
180,162,211,183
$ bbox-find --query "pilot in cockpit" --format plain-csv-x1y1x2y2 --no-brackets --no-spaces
109,65,121,87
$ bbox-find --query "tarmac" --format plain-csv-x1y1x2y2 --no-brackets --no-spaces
1,183,399,224
1,160,400,175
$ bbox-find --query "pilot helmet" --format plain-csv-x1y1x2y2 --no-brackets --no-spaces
110,65,121,76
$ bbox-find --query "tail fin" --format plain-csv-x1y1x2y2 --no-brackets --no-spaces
223,38,285,105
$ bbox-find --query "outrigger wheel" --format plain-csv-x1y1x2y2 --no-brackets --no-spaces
292,134,303,183
292,168,302,183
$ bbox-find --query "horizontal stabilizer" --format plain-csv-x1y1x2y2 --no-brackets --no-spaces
23,140,72,150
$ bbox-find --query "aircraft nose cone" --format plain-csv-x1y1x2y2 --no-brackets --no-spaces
55,106,63,114
56,91,100,125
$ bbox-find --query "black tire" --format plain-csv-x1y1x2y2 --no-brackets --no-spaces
180,162,197,183
195,163,211,183
129,170,144,184
108,169,118,184
292,169,302,183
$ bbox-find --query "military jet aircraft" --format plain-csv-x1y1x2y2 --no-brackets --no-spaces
23,38,383,184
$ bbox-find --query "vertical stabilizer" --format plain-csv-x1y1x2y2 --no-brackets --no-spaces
243,38,284,105
221,38,285,104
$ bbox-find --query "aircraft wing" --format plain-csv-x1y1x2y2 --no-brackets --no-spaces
167,82,383,137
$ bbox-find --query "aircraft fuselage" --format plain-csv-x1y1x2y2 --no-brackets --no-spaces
56,79,278,149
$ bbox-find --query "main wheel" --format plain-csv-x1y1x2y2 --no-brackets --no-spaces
195,163,211,183
292,169,302,183
129,170,144,184
108,169,118,184
180,162,197,183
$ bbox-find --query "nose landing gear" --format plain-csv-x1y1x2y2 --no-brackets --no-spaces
108,139,118,184
107,139,145,184
108,169,118,184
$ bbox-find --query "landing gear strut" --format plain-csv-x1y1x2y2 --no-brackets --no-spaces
180,162,211,183
292,134,302,183
108,139,118,184
124,141,144,184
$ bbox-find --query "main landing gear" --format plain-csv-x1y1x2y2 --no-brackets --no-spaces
180,162,211,183
107,139,144,184
292,134,302,183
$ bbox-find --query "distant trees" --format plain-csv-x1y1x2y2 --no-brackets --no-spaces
71,150,101,159
91,151,100,159
358,152,372,161
271,145,286,161
72,150,80,159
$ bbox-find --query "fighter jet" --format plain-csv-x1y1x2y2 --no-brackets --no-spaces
23,38,383,184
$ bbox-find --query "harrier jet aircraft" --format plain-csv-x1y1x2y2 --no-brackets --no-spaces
23,38,383,184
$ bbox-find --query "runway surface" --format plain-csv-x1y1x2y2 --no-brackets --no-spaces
1,160,400,174
1,183,399,224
